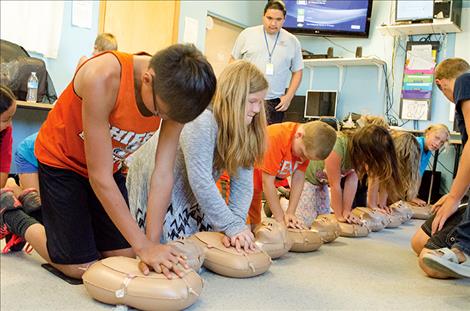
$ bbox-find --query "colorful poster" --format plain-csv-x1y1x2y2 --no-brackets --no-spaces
400,41,439,121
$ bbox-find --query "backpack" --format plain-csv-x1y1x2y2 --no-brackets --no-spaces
0,39,57,103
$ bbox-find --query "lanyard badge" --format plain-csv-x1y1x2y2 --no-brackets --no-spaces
264,29,280,76
265,63,274,76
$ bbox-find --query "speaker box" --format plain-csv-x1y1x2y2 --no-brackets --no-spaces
433,0,462,27
418,170,442,204
355,46,363,58
327,47,334,58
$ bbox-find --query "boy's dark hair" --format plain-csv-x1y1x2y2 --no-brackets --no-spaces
150,44,216,123
264,0,286,17
0,84,16,113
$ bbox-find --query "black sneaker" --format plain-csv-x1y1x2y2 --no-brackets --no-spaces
0,188,22,240
1,188,27,253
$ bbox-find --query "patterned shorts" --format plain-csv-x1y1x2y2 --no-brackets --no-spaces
296,182,331,228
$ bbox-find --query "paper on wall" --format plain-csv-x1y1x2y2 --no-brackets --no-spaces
183,17,199,44
72,0,93,29
401,99,429,120
408,45,434,70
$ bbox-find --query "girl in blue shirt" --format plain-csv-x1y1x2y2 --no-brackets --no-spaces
413,124,450,206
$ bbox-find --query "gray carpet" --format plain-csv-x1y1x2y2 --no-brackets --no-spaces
1,219,469,310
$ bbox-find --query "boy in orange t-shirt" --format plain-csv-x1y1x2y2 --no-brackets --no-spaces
248,121,336,227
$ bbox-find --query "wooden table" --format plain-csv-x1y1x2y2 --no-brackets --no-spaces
17,100,54,111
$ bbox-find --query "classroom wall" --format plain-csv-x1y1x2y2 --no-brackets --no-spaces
11,0,262,173
295,1,468,194
8,1,469,194
177,0,265,51
10,1,100,173
176,0,468,194
38,1,100,95
297,0,459,128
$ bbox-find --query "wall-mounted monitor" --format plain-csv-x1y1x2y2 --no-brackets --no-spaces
395,0,434,23
283,0,373,38
304,90,338,119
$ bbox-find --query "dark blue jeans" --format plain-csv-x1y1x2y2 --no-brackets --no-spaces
265,98,284,125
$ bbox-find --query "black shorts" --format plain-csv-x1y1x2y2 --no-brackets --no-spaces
421,206,467,250
38,162,131,264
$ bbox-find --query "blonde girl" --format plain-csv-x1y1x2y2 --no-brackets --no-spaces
127,60,268,251
412,124,450,206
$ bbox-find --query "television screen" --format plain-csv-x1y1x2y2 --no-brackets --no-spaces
304,90,337,119
395,0,434,22
283,0,373,38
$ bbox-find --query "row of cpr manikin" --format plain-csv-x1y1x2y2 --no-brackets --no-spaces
81,200,431,310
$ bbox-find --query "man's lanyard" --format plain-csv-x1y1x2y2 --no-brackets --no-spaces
263,29,280,63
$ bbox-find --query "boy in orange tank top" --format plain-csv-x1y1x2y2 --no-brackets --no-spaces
0,44,216,280
248,121,336,227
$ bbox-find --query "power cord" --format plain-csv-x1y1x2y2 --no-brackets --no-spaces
321,37,356,55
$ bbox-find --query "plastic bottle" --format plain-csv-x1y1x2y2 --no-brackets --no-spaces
343,112,355,129
26,72,39,103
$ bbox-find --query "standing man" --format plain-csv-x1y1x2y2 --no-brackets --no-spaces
231,0,303,124
416,58,470,278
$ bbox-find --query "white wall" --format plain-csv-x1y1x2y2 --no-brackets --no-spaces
178,0,265,52
455,7,470,61
6,1,469,192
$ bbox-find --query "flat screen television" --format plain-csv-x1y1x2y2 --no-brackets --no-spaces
283,0,373,38
304,90,338,119
395,0,434,23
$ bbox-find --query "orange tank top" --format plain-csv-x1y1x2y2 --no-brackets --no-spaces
35,51,160,177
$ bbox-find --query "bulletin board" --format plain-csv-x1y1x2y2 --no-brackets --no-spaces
399,41,440,121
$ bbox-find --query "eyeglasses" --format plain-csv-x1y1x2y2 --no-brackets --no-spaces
151,75,160,117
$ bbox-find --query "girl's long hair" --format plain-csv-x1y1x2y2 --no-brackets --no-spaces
390,130,421,201
349,125,403,199
0,85,16,113
213,60,268,175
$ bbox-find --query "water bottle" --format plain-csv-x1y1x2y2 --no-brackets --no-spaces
26,72,39,103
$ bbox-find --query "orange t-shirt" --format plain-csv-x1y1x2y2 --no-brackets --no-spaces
248,122,309,224
35,51,160,177
259,122,309,179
